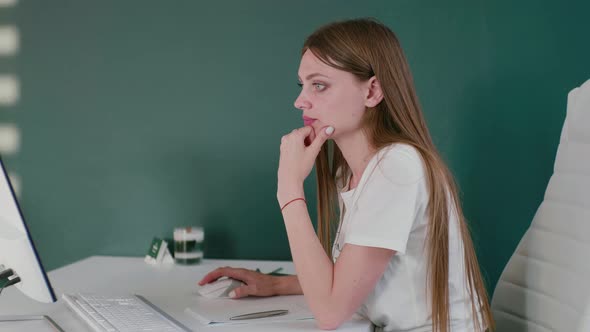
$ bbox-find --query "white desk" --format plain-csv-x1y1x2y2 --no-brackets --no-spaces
0,256,372,331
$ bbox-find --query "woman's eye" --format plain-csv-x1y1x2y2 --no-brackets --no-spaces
297,82,326,91
312,83,326,91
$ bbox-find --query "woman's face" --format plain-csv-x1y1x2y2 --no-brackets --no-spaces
294,50,368,140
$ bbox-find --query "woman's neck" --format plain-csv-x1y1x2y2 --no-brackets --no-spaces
334,130,376,190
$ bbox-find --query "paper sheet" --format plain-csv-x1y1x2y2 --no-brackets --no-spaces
185,294,314,327
0,316,64,332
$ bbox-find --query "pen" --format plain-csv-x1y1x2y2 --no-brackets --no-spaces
255,267,284,275
229,309,289,321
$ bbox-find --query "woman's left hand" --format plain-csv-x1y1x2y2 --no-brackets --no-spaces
277,125,334,207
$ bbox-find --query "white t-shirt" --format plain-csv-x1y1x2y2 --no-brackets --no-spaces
332,144,481,332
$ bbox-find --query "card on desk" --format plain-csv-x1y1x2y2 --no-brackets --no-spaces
185,294,313,326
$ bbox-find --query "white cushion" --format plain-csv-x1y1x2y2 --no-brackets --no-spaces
491,79,590,332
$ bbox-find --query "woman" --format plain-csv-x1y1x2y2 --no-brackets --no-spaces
199,18,494,332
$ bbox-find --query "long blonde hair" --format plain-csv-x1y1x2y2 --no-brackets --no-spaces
305,18,494,332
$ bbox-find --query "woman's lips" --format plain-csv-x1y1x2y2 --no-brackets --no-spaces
303,117,316,126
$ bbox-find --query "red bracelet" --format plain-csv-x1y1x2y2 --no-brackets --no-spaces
281,198,306,211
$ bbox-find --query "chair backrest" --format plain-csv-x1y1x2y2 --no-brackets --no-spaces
491,79,590,332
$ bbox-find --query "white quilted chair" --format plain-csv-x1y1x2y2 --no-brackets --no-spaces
491,78,590,331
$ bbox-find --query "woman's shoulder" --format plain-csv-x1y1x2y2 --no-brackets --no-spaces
379,143,422,160
374,143,425,184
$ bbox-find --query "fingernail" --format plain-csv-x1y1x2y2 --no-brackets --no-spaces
229,291,236,298
325,126,334,135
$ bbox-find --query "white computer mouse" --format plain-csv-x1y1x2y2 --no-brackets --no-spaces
197,277,245,298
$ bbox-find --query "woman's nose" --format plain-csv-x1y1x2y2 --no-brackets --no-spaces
294,92,311,110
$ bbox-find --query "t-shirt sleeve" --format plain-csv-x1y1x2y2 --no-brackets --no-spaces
344,146,425,254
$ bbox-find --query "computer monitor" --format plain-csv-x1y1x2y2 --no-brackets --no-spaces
0,157,56,303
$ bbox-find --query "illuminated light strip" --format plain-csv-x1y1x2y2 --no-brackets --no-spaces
0,26,18,56
0,0,17,7
0,123,20,154
0,75,19,105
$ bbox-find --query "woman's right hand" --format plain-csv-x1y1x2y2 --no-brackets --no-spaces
198,267,282,299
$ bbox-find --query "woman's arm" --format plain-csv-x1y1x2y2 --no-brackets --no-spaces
275,275,303,296
277,127,395,329
282,199,395,330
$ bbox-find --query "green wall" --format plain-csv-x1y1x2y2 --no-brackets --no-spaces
1,0,589,292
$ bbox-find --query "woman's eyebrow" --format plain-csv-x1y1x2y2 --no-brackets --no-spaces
298,73,331,81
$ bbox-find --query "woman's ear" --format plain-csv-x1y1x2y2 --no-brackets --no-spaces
365,76,384,108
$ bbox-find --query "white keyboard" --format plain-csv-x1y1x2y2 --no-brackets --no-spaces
62,293,187,332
